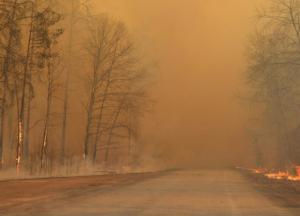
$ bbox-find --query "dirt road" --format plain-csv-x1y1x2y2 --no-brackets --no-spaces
2,170,300,216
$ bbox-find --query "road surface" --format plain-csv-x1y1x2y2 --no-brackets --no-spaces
3,170,299,216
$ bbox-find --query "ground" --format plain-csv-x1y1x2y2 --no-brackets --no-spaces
242,170,300,215
1,169,300,216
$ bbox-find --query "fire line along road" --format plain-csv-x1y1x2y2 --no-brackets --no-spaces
1,170,299,216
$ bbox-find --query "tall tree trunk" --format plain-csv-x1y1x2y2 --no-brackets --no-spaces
92,79,111,163
92,52,117,163
41,58,53,169
104,98,125,163
24,55,33,162
0,84,6,169
83,56,102,161
61,0,75,163
127,114,134,164
0,0,18,169
83,86,96,161
16,7,34,172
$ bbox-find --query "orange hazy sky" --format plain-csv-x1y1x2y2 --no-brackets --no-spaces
94,0,266,167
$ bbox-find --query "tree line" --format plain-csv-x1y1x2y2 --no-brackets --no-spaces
0,0,150,174
246,0,300,169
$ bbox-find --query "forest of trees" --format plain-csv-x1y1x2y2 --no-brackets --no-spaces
0,0,150,175
246,0,300,169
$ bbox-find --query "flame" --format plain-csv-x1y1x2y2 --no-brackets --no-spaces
252,168,267,174
265,171,289,180
252,166,300,182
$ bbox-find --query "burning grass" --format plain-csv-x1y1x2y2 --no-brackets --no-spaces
239,166,300,213
250,166,300,182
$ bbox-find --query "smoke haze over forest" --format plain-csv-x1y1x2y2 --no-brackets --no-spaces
3,1,300,215
0,0,278,175
91,0,266,168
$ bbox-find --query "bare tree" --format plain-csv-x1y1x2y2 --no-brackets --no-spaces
0,0,19,168
0,0,150,175
60,0,76,163
246,0,300,168
83,15,149,165
32,8,63,169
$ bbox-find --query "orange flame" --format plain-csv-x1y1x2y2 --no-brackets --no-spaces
253,168,267,174
252,166,300,181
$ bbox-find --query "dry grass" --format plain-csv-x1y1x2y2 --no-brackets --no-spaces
242,170,300,208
